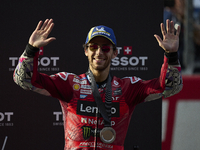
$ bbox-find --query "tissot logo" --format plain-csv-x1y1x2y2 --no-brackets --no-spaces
38,57,59,66
124,46,132,55
111,46,148,71
53,111,63,121
9,56,60,72
0,112,13,122
39,47,43,55
77,100,120,117
9,57,59,67
53,111,63,126
0,112,14,127
112,56,148,66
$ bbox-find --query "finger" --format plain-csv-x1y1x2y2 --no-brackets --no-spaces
44,37,56,45
176,25,181,36
154,34,163,45
160,23,166,36
35,21,43,31
166,19,170,33
44,19,53,31
154,35,168,51
170,21,175,34
46,22,55,35
40,19,49,30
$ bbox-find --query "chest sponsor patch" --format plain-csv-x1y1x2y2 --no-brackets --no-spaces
80,89,92,95
80,94,88,99
81,125,102,140
114,87,122,95
113,80,120,87
73,84,80,91
73,78,87,84
81,85,91,89
77,100,120,117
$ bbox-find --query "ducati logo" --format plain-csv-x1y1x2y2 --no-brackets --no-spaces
113,80,120,87
114,80,119,85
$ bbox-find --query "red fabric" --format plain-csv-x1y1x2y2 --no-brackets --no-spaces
31,54,168,150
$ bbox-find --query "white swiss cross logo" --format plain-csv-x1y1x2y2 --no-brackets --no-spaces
39,47,43,55
124,46,132,55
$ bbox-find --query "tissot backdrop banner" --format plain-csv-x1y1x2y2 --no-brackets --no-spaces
0,1,163,150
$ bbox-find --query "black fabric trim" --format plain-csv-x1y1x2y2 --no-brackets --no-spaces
87,69,112,126
25,43,39,57
164,52,179,64
96,77,108,87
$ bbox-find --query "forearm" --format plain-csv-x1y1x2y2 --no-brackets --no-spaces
13,47,36,90
163,52,183,98
144,52,182,101
13,44,51,96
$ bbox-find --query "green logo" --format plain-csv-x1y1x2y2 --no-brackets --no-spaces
82,126,92,140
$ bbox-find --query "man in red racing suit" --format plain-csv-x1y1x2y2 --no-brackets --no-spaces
13,19,182,150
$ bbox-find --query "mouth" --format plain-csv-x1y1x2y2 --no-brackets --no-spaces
93,58,105,63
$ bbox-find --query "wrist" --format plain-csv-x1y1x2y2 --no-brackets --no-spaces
164,52,179,64
25,43,40,57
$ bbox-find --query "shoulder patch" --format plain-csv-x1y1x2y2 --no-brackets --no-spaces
57,72,75,81
123,76,141,84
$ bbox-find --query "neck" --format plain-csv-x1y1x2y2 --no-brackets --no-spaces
89,66,110,83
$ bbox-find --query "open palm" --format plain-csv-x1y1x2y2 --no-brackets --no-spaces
29,19,56,48
154,19,180,53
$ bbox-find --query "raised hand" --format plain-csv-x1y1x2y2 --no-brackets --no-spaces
154,19,180,53
29,19,56,48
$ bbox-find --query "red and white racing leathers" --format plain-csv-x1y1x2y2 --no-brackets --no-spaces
13,48,182,150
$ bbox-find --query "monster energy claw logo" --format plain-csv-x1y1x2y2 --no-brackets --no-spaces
82,126,92,140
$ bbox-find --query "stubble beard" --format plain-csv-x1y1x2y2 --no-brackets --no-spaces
89,58,111,73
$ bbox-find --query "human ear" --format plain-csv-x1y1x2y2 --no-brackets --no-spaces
112,50,118,59
84,48,88,56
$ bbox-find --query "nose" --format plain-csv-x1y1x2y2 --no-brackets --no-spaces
96,46,103,55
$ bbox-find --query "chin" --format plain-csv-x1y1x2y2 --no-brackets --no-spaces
95,67,106,71
91,65,107,71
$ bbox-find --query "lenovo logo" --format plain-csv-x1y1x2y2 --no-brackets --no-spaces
77,100,119,117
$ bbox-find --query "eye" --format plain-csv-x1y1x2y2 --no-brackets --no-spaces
89,44,98,51
101,45,110,53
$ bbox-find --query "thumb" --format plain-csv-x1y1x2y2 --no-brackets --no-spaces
44,37,56,46
154,34,162,46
